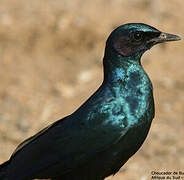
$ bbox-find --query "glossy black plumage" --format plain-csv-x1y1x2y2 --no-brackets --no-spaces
0,23,180,180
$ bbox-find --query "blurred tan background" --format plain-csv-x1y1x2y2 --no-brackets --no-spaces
0,0,183,179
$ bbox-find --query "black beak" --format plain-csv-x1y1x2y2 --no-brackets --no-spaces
148,32,181,44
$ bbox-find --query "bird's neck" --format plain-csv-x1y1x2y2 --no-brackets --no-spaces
100,50,154,125
103,49,143,84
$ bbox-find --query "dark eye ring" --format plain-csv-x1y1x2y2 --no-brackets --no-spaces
132,32,143,41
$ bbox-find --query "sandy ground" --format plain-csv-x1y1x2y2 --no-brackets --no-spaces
0,0,183,179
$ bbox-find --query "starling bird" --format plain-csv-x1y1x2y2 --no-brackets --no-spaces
0,23,180,180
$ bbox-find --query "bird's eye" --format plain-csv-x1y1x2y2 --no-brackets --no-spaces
132,32,143,41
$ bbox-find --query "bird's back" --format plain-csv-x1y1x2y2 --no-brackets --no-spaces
2,65,154,180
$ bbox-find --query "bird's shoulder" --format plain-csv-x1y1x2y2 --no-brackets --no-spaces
8,100,129,179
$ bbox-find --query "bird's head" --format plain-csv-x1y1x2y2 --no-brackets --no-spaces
105,23,181,59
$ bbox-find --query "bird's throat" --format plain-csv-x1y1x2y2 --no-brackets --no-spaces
103,53,142,84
